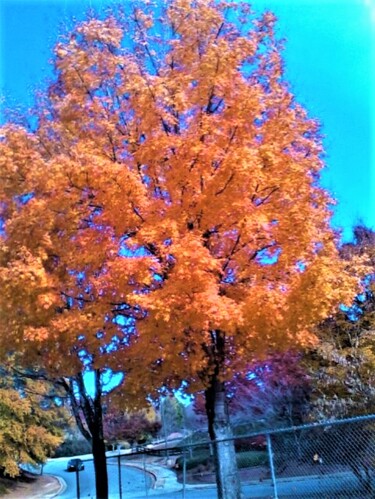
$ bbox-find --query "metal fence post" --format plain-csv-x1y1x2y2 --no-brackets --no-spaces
266,433,279,499
75,469,81,499
117,454,123,499
182,449,187,499
143,451,149,497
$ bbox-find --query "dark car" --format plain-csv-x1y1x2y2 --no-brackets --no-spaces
66,458,85,472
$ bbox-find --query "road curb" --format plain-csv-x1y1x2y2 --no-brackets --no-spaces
48,475,67,498
117,461,181,491
116,462,158,487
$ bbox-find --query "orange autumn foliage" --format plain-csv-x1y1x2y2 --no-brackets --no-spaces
0,0,359,399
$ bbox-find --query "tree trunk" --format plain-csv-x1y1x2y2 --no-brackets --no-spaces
64,370,109,499
92,425,109,499
90,370,109,499
205,379,242,499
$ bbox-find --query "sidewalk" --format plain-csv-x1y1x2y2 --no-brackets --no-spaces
122,456,182,493
3,474,64,499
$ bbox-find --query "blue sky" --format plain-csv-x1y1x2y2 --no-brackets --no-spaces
0,0,374,242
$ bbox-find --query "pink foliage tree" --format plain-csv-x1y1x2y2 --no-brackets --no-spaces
104,410,161,447
194,351,311,429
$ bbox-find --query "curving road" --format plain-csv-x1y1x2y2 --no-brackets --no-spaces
44,456,152,498
44,456,367,498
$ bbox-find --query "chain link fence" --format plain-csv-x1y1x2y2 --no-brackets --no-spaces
265,414,375,498
71,414,375,498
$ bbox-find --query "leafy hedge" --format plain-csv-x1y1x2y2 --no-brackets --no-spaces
237,451,268,468
175,451,212,470
175,450,268,470
54,438,91,458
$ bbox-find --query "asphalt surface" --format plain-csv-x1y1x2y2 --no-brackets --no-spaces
44,457,153,498
4,453,369,498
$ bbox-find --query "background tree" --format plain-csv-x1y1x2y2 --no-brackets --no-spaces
306,226,375,419
160,395,185,437
104,407,160,448
0,372,64,477
0,1,360,498
194,351,311,430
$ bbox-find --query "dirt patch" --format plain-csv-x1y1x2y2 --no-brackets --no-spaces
0,472,61,498
0,472,38,496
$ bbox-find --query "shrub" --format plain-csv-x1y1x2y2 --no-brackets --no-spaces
54,439,91,458
176,430,210,448
235,436,267,452
175,450,268,471
237,451,268,469
175,451,212,470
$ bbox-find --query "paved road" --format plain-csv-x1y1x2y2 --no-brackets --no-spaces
45,456,367,498
44,457,152,498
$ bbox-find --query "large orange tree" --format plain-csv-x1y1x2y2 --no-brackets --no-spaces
0,1,359,498
0,122,147,498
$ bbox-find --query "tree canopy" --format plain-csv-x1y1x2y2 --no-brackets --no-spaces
0,0,358,399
